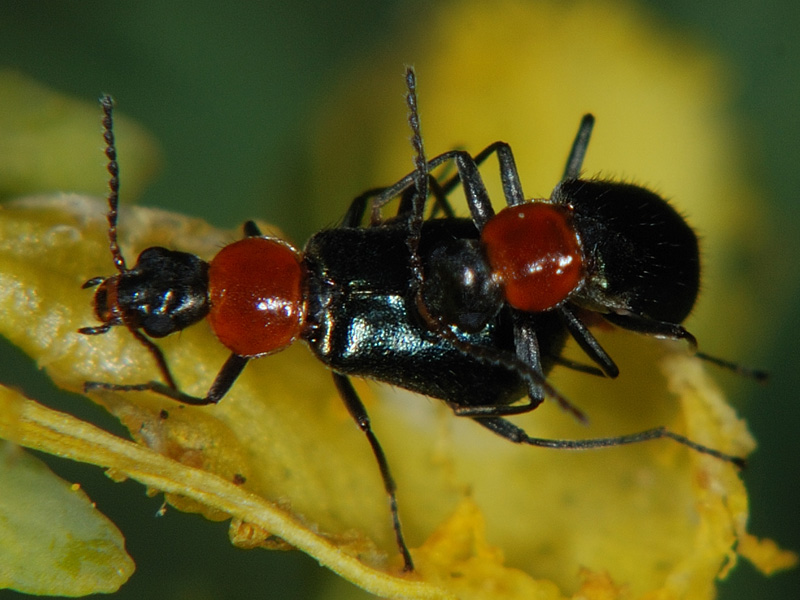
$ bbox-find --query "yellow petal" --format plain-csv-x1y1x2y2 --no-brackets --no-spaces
0,69,160,202
0,417,133,595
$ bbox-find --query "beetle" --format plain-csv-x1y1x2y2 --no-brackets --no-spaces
80,70,748,571
376,72,766,389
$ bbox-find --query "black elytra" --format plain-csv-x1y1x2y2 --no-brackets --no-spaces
79,70,753,573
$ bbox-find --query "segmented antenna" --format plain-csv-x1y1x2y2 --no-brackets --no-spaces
406,68,428,209
562,113,594,180
100,95,126,273
404,67,427,293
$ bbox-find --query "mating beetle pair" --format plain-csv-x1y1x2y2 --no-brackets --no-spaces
80,68,754,571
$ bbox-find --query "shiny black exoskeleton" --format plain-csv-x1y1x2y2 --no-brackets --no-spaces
81,70,751,573
304,217,567,407
84,248,210,338
555,179,700,333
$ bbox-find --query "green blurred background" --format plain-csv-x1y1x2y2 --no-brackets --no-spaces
0,1,797,599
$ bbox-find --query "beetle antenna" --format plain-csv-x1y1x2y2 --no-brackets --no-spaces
404,66,427,297
562,113,595,180
695,351,769,382
100,95,127,273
